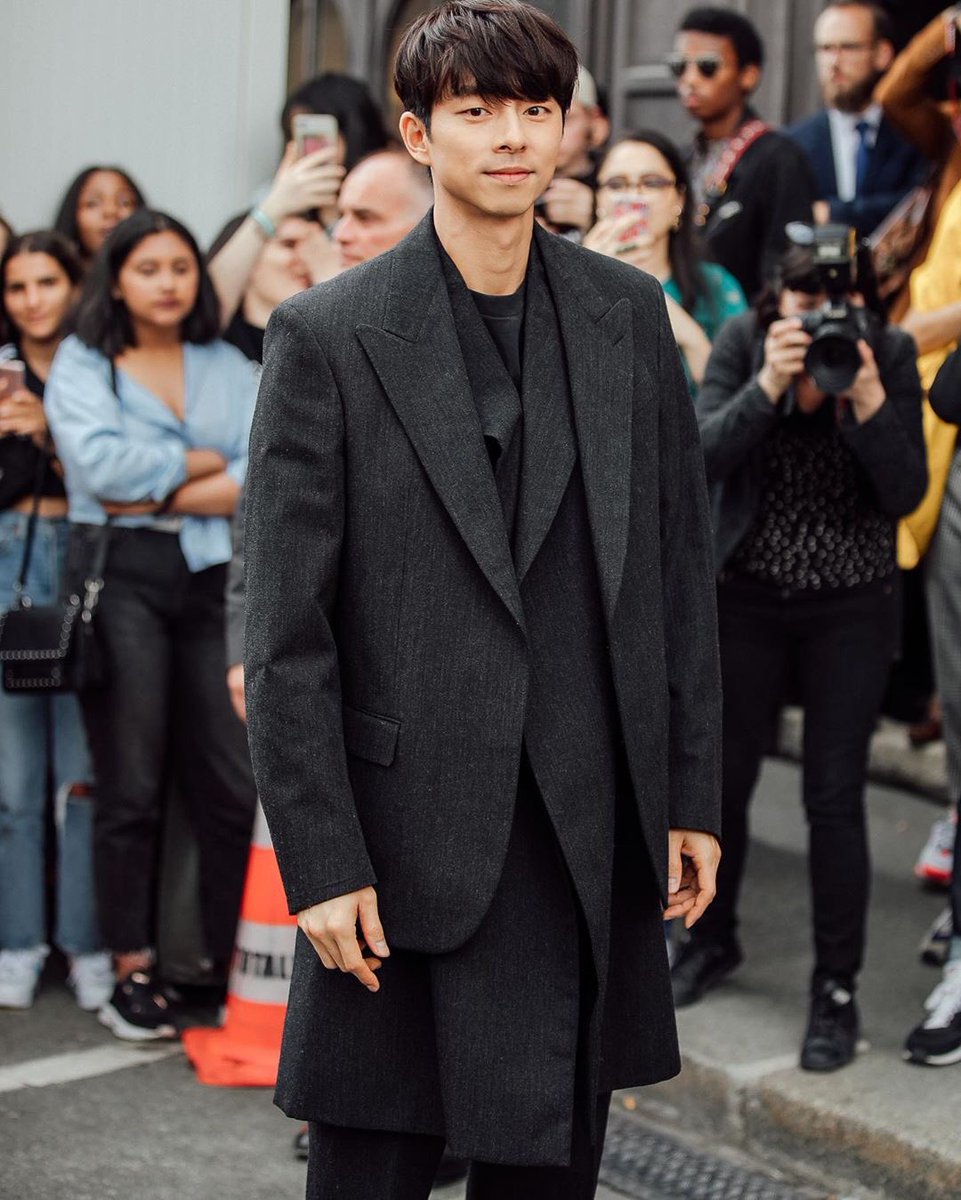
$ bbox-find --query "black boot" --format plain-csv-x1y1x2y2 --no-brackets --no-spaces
670,936,743,1008
800,977,859,1072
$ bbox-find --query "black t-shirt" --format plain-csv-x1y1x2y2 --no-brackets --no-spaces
224,311,266,364
468,283,527,391
0,344,66,509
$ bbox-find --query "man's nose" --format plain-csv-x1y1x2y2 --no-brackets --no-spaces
494,108,527,149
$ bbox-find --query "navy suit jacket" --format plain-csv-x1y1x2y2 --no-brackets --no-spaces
786,110,929,237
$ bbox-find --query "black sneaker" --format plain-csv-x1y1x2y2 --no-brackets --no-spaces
800,979,859,1072
904,963,961,1066
670,937,743,1008
98,971,177,1042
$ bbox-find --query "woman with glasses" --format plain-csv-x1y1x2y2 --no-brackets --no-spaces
584,129,747,389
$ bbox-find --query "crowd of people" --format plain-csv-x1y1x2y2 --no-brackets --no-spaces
1,0,960,1148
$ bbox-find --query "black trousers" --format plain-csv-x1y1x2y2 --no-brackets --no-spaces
306,1092,611,1200
71,527,256,959
692,574,898,983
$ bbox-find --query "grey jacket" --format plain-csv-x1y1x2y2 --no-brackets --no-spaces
243,216,722,952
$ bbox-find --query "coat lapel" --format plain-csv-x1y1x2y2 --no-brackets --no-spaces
513,249,576,583
355,218,525,631
534,226,633,626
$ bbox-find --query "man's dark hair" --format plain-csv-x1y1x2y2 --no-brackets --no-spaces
393,0,579,129
75,209,220,358
820,1,894,45
0,230,83,344
52,166,147,259
678,7,764,70
281,73,388,170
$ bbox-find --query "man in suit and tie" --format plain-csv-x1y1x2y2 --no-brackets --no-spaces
244,3,722,1197
787,1,929,239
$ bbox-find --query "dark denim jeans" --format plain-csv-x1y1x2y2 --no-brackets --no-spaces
70,526,256,959
692,573,900,984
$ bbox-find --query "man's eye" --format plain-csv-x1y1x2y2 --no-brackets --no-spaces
464,107,486,117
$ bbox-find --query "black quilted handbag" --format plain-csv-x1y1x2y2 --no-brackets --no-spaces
0,451,110,694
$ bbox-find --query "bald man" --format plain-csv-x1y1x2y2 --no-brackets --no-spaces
333,151,434,270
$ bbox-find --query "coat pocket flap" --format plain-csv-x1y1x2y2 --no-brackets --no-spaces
342,704,400,767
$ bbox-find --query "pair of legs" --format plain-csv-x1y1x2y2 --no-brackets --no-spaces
306,1092,611,1200
927,503,961,962
0,513,100,956
693,575,897,984
75,528,256,965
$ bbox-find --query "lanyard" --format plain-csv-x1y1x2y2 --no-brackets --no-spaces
695,118,770,227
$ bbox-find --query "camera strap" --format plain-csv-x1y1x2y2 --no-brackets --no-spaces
695,117,770,227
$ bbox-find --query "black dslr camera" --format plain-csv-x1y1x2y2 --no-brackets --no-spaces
787,223,875,394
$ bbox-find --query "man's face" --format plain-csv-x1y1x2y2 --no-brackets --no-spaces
814,5,892,112
555,101,595,176
672,31,755,126
407,94,564,221
333,156,431,268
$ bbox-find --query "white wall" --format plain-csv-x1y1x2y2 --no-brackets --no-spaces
0,0,290,247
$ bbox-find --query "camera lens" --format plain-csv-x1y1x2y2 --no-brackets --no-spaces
805,327,861,393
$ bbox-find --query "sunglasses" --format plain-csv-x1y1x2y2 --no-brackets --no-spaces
665,53,723,80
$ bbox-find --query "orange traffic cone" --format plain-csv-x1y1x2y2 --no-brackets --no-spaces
182,802,297,1086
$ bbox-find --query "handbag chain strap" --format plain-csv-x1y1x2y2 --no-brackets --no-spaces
12,360,119,610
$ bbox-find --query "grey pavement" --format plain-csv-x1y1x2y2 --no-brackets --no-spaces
0,749,954,1200
632,756,960,1200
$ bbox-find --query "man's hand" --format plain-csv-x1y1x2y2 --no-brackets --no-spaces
297,886,390,992
227,663,246,724
540,177,596,234
663,829,721,928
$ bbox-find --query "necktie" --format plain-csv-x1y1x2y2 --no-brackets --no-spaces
854,119,872,195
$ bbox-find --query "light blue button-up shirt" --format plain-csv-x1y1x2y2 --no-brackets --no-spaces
46,334,256,573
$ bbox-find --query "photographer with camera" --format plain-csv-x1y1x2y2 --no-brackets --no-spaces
672,225,926,1073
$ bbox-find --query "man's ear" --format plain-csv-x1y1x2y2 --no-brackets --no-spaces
873,38,895,74
399,111,431,166
739,63,761,97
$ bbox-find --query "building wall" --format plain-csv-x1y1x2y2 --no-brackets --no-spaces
1,0,290,247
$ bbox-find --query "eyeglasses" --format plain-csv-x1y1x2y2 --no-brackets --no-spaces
814,41,873,56
665,52,723,80
599,175,677,194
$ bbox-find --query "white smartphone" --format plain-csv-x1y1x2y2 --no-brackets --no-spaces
293,113,339,158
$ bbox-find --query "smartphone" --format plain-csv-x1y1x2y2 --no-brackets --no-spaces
293,113,339,158
0,360,25,402
611,195,650,241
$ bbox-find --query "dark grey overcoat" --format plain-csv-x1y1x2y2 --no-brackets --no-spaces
243,216,721,1162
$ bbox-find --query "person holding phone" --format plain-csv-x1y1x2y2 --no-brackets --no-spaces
45,209,258,1041
0,231,113,1012
208,74,388,330
583,129,746,389
53,166,146,266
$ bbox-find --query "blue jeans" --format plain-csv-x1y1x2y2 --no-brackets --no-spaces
0,511,101,954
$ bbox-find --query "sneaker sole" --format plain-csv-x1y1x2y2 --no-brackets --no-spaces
98,1002,177,1043
903,1043,961,1067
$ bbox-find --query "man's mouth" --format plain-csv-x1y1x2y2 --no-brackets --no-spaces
486,168,533,183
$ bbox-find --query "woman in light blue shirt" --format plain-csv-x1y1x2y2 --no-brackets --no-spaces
46,210,258,1041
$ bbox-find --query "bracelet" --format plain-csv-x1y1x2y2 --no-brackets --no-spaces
250,206,277,240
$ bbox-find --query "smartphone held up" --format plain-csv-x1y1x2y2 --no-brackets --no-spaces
0,360,26,404
293,113,339,159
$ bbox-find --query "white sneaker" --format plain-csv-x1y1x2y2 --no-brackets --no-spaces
0,945,49,1009
926,959,961,1013
68,951,115,1012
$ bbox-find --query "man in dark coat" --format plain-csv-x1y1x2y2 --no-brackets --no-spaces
672,7,818,300
244,3,722,1197
786,1,929,239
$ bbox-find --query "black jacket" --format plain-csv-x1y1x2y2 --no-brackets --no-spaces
692,125,818,302
696,310,927,570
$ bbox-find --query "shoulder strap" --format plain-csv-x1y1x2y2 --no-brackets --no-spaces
696,119,770,225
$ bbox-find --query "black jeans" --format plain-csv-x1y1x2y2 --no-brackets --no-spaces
692,574,899,984
306,1092,611,1200
71,527,256,959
